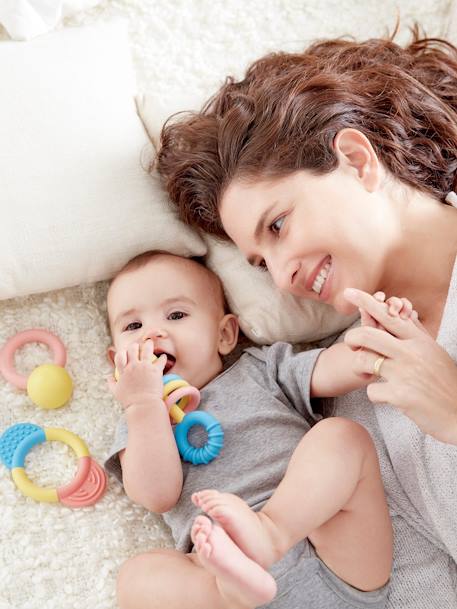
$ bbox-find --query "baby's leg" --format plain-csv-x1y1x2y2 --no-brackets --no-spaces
116,529,276,609
262,417,392,591
194,417,392,593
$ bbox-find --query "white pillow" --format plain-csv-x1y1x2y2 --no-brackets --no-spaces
0,20,206,300
0,1,103,41
205,237,355,344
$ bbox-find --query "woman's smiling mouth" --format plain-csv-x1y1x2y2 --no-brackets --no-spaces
305,255,332,296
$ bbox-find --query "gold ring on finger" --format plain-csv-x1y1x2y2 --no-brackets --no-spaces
372,356,386,378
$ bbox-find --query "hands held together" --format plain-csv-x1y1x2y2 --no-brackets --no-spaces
344,288,457,445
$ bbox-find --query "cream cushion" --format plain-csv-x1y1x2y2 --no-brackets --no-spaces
0,20,205,300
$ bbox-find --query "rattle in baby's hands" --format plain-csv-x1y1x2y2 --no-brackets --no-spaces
111,344,223,465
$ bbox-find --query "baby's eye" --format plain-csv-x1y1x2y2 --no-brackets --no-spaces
269,216,285,234
167,311,187,321
124,321,142,332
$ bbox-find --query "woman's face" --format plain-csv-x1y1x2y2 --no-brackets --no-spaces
220,169,397,315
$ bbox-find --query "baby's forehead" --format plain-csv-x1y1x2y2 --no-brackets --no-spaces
108,254,223,311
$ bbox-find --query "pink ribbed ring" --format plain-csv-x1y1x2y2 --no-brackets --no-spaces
165,386,200,414
0,329,67,390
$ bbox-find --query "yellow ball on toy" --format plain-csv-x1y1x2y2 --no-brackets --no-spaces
26,364,73,409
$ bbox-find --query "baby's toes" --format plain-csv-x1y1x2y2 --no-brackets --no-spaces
192,489,220,506
195,490,223,512
206,504,231,525
191,515,211,545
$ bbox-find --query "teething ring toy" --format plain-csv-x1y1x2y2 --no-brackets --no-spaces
163,374,224,465
174,411,224,465
0,423,107,506
0,329,73,409
114,361,224,464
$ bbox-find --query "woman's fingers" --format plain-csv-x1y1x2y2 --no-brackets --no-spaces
352,347,390,378
366,379,397,405
344,325,400,358
359,291,385,328
344,288,423,339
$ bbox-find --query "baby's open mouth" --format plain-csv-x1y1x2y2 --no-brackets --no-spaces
155,351,175,373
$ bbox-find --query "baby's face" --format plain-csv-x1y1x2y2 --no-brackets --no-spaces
107,255,237,389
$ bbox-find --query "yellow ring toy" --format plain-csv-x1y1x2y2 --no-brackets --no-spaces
0,423,107,507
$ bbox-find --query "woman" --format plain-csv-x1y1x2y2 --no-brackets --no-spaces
157,29,457,608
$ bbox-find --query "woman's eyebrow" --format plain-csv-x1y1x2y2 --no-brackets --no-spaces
253,202,277,243
247,201,279,264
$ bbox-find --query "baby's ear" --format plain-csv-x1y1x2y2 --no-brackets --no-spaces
218,314,239,355
107,346,116,366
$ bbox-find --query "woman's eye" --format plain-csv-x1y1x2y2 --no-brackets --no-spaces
124,321,142,332
270,216,285,234
257,259,268,272
167,311,187,321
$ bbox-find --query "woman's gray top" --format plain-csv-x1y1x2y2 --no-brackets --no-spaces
330,257,457,608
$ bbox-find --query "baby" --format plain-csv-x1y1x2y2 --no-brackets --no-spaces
104,250,416,609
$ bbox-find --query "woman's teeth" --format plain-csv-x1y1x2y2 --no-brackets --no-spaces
312,261,331,295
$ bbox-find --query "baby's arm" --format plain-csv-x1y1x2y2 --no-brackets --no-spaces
310,294,418,398
109,340,183,513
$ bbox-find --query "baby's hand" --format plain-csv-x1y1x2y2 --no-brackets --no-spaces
107,339,167,410
360,292,422,330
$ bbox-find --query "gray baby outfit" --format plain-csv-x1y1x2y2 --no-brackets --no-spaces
105,342,389,609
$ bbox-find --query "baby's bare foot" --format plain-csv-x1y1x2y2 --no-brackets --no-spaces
192,490,281,569
191,515,277,608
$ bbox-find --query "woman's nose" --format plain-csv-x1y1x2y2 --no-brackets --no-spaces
267,257,297,292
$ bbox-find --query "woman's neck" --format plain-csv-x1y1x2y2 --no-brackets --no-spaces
381,194,457,336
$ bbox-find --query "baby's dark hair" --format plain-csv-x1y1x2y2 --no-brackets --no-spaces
157,26,457,238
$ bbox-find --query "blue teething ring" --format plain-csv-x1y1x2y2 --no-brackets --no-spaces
174,411,224,465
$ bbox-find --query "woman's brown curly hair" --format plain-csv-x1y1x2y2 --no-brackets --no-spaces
157,27,457,239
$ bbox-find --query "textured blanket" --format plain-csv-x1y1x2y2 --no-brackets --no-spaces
0,1,454,607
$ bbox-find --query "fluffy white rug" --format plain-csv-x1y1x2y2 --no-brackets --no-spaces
0,1,454,607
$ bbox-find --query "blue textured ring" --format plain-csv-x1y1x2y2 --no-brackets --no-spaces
174,411,224,465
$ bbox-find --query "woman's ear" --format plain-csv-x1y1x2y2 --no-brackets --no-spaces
333,128,382,192
218,314,239,355
107,346,116,366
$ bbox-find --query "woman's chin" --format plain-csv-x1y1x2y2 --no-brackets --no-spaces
332,294,359,317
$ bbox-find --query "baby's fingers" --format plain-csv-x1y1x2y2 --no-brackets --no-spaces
114,350,127,374
385,296,404,317
141,339,155,362
127,342,140,363
385,296,414,320
399,298,413,319
344,288,422,340
155,353,168,372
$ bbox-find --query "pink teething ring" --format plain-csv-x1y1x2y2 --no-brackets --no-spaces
165,386,201,414
58,457,107,507
0,329,67,390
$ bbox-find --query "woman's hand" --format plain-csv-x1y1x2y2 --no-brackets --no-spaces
107,339,167,410
344,288,457,445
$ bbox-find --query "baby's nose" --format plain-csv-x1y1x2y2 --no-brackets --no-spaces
143,328,168,341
